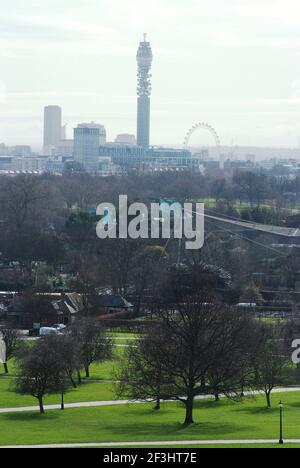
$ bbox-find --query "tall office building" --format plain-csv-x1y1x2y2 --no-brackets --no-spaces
74,125,100,172
43,106,62,152
137,34,153,147
77,122,107,145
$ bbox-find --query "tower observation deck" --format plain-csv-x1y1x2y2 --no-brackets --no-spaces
137,34,153,147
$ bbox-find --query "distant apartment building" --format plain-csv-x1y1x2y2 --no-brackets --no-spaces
193,149,210,160
98,157,122,176
246,154,256,164
0,143,9,155
105,146,195,172
46,158,65,173
0,156,13,171
13,156,48,173
9,146,32,157
43,106,62,154
51,139,74,158
98,144,145,159
224,159,256,171
77,122,106,145
258,159,279,171
61,124,67,140
74,126,100,172
115,134,136,145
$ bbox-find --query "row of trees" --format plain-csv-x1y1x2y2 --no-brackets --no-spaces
117,292,290,425
2,296,296,423
1,171,299,264
1,170,299,217
0,172,299,300
11,318,112,413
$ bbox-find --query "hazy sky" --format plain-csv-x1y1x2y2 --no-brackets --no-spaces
1,0,300,149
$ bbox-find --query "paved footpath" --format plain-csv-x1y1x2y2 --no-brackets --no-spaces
0,387,300,415
0,399,133,414
2,439,300,448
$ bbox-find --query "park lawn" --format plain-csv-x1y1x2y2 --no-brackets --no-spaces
199,198,216,208
113,340,132,345
87,348,123,381
0,333,128,379
107,331,139,337
112,338,138,345
0,350,121,381
257,317,281,324
0,392,300,446
0,359,17,377
0,351,121,408
0,379,118,408
198,198,300,216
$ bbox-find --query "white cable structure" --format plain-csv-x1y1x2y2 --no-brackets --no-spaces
204,212,300,238
204,217,288,257
183,122,221,151
185,208,297,257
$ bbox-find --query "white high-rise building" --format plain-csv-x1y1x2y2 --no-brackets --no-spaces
74,125,100,172
43,106,62,154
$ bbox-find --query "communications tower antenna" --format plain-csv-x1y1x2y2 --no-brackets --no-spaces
136,34,153,147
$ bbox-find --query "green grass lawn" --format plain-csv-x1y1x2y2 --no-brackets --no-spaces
107,331,139,337
112,338,138,345
0,392,300,446
0,359,17,377
198,199,300,216
1,346,122,380
0,379,117,408
0,351,123,408
88,349,122,381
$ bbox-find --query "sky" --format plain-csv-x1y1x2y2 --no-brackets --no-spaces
1,0,300,149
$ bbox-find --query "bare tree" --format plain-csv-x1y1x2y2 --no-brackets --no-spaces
205,313,258,402
211,178,227,204
48,334,80,390
71,318,113,379
0,174,47,230
14,339,58,413
117,324,169,411
254,324,289,408
240,282,264,305
131,245,165,316
45,335,78,409
118,293,257,425
233,171,267,207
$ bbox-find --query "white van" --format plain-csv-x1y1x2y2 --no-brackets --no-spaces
39,327,61,337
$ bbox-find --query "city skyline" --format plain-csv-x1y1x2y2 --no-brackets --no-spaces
2,0,300,148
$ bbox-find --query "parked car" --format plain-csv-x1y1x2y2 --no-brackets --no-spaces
39,327,62,336
52,324,67,331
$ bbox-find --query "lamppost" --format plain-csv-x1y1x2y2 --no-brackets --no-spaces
279,401,284,445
